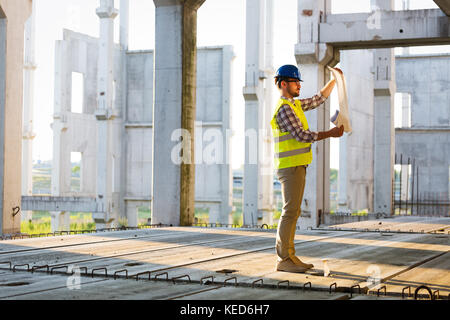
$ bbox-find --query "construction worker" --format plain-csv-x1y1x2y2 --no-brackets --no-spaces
271,64,344,273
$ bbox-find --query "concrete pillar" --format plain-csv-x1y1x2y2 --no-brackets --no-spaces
0,0,32,235
21,0,37,222
295,0,338,228
119,0,129,50
337,133,349,212
125,201,139,227
218,46,234,224
119,0,129,227
400,93,410,206
372,0,396,215
94,0,118,229
243,0,274,226
152,0,205,226
0,6,5,235
50,211,70,231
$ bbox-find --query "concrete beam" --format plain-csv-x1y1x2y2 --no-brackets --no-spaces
434,0,450,16
320,9,449,49
21,196,99,212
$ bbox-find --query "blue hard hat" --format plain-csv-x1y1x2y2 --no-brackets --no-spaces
274,64,303,82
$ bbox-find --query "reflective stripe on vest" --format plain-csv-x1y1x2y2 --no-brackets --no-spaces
275,146,311,158
271,98,313,169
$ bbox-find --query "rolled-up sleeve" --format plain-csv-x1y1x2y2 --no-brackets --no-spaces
299,93,326,111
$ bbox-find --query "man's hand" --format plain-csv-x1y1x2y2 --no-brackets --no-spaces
320,79,336,98
329,125,344,137
316,125,344,141
333,67,343,75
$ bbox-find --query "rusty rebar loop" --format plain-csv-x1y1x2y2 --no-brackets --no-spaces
377,285,387,297
31,265,49,273
277,280,289,289
50,265,69,274
402,286,411,298
154,272,169,280
414,285,433,300
172,274,191,284
200,275,214,285
433,289,439,300
0,261,12,270
91,267,108,278
350,284,361,297
329,282,337,294
13,264,30,272
303,282,312,291
223,277,237,287
251,279,263,288
113,269,129,280
133,271,152,281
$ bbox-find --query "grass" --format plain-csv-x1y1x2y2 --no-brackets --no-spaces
21,212,96,234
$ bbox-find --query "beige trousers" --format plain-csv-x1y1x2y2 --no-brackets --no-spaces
275,165,307,261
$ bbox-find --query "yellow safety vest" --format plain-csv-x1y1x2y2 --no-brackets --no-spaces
271,98,313,169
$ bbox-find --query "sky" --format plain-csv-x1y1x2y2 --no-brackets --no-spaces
30,0,447,169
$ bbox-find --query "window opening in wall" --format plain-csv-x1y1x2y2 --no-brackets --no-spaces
70,152,82,192
71,72,84,113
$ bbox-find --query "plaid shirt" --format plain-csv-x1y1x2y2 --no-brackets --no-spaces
276,94,326,143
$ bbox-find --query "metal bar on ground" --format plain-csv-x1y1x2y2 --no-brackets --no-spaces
113,269,128,280
172,274,191,284
251,279,263,288
277,280,289,289
13,264,30,272
200,275,214,285
224,277,237,287
91,267,108,278
154,272,169,280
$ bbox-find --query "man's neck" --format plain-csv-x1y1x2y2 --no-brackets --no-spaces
281,94,294,102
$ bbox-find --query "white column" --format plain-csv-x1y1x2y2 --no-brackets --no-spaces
152,1,183,226
50,40,69,233
94,0,118,229
400,93,410,204
262,0,274,223
372,0,396,215
337,133,349,212
295,0,337,228
152,0,205,226
243,0,273,226
119,0,129,50
21,0,37,222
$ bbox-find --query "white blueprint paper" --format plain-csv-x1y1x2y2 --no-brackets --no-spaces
328,66,352,133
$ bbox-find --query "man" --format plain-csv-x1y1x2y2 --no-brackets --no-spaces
271,64,344,273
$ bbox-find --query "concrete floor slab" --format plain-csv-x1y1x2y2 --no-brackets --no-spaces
0,226,448,300
328,216,450,233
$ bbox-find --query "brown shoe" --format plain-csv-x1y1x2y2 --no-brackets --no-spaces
276,258,309,273
290,256,314,269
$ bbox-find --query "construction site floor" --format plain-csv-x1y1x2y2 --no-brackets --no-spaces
0,216,448,300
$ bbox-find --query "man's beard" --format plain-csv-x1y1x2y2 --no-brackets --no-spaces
288,87,299,97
